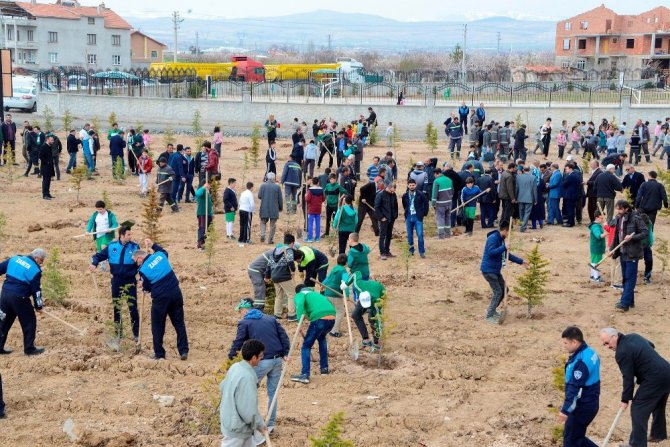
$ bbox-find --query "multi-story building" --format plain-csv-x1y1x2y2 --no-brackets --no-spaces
0,0,132,71
130,30,166,68
555,5,670,79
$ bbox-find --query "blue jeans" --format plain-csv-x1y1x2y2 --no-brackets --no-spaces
83,150,94,175
548,198,562,225
301,318,335,377
405,214,425,255
620,259,638,308
307,214,321,241
254,357,283,427
66,152,77,171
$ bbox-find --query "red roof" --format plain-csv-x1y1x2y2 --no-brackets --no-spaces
15,2,132,29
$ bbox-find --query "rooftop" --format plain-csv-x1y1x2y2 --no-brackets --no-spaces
2,1,132,29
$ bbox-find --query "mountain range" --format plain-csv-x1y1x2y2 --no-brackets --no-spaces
128,10,556,54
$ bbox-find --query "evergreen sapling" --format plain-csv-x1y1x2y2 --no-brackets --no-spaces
70,166,87,204
42,248,70,307
250,125,261,167
425,121,438,152
142,186,162,243
309,411,354,447
62,109,74,134
513,244,550,318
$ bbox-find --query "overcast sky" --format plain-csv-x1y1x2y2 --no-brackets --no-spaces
104,0,664,21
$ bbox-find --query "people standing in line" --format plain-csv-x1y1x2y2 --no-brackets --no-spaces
133,240,189,360
558,326,600,447
238,182,255,246
374,183,399,260
600,328,670,447
227,299,289,435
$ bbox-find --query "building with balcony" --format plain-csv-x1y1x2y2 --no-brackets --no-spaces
0,0,132,71
130,30,166,68
555,4,670,80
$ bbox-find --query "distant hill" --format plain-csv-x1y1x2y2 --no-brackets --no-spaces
128,10,555,55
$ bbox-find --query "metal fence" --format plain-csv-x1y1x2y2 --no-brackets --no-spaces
37,68,670,107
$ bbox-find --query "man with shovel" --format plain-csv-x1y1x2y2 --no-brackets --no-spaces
480,221,525,325
89,224,140,347
228,298,290,435
600,328,670,447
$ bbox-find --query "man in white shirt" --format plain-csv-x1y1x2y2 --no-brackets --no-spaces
238,182,256,246
385,122,394,148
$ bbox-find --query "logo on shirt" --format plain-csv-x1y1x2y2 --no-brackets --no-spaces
573,371,583,380
148,255,163,269
15,258,31,269
112,248,118,254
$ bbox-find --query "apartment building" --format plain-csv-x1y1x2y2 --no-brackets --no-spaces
555,4,670,78
0,0,132,71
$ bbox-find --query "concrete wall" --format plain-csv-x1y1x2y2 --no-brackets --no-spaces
38,92,667,139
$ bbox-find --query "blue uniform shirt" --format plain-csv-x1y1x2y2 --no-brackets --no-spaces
0,255,43,308
138,244,180,299
562,342,601,414
91,239,140,279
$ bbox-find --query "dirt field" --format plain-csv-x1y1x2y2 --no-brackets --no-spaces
1,133,669,447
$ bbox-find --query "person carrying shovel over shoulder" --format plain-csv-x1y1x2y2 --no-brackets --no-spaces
290,285,336,385
345,272,385,352
480,221,525,325
86,200,119,272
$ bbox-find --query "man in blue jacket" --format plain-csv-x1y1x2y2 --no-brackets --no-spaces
561,163,582,227
0,248,47,355
109,130,126,176
480,222,525,324
228,298,290,433
402,179,429,258
559,326,600,447
459,102,470,135
169,145,186,204
547,163,563,225
281,155,303,215
133,240,189,360
475,103,486,125
89,225,140,345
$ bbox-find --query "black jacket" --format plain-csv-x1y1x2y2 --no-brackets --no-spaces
402,190,429,220
443,168,464,196
67,134,81,154
615,333,670,402
514,127,527,150
595,171,623,199
635,179,668,212
374,190,399,221
38,143,55,176
610,210,648,261
477,175,497,203
358,181,378,207
1,121,16,142
621,171,645,200
585,168,603,198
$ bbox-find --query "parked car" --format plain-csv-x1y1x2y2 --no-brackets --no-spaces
4,77,38,112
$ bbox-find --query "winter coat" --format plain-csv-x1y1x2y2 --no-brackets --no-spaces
347,243,371,278
635,179,669,212
561,171,582,201
227,309,290,359
265,246,295,283
333,205,358,232
548,170,563,199
615,333,670,403
477,175,497,203
408,169,429,193
281,160,302,187
402,190,429,220
498,171,516,201
257,182,282,219
586,168,603,198
305,186,325,215
432,175,454,206
621,171,645,200
595,171,623,199
480,230,523,274
219,361,266,439
515,173,537,204
156,165,175,194
38,143,54,176
374,190,399,222
610,211,648,261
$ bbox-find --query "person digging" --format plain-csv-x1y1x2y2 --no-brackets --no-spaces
345,272,386,352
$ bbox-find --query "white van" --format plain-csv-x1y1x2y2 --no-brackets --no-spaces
4,76,38,112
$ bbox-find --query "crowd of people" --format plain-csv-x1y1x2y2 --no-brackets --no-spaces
1,104,670,447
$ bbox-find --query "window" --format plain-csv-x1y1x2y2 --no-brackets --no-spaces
578,39,586,50
48,31,58,43
6,28,13,41
87,54,97,64
577,60,586,70
87,34,96,45
564,22,572,31
88,17,95,25
49,52,58,63
112,34,121,46
112,54,121,65
655,37,663,49
151,50,158,59
16,30,20,41
626,39,635,49
612,37,619,44
563,38,571,50
580,21,588,30
27,30,34,42
647,17,651,24
26,51,35,63
561,61,570,68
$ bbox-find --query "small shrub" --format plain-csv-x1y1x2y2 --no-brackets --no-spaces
70,166,87,203
43,105,55,132
513,244,550,318
425,121,438,152
163,125,176,147
42,248,70,306
62,109,74,134
2,143,16,182
102,190,113,210
142,186,162,243
250,125,261,168
113,157,126,182
392,125,401,150
210,177,222,213
91,116,101,133
369,124,378,146
107,111,117,129
309,411,354,447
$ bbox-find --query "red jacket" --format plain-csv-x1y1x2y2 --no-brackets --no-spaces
305,186,325,215
139,156,153,174
206,149,219,173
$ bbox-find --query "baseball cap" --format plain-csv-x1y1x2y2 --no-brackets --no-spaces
359,291,372,309
566,155,574,161
416,161,424,167
235,298,253,311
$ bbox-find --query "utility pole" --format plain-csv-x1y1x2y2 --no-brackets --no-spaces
171,11,184,63
327,34,331,51
462,24,467,82
195,32,199,55
497,32,501,53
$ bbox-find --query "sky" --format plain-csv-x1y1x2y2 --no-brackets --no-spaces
103,0,665,21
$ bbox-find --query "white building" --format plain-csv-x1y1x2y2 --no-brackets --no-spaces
0,0,132,71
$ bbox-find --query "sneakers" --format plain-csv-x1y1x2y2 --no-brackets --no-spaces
362,340,373,349
590,276,603,284
25,347,45,356
180,353,188,361
329,331,342,338
0,348,12,355
380,255,388,261
320,368,329,375
611,284,623,291
286,315,297,322
369,343,381,353
290,374,310,384
485,315,501,325
615,303,630,312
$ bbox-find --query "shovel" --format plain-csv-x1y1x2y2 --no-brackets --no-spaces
602,406,625,447
589,236,631,272
312,278,359,361
499,219,513,325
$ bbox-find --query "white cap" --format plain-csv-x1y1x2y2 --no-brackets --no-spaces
566,155,574,161
606,164,616,171
359,291,372,309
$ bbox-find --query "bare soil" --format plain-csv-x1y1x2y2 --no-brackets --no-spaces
1,135,669,447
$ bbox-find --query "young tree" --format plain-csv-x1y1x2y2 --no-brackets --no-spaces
113,157,126,182
135,121,143,133
513,244,550,318
62,109,74,134
250,125,261,168
371,291,392,368
399,238,412,282
2,143,16,182
241,152,250,185
194,353,243,435
43,105,55,132
42,248,70,307
580,151,592,178
656,237,668,298
163,125,176,147
91,116,101,134
192,110,204,148
210,177,222,213
102,190,113,210
70,166,87,204
142,186,162,243
425,121,438,152
392,125,401,150
107,111,118,129
369,123,378,146
204,220,219,274
309,412,354,447
0,212,6,252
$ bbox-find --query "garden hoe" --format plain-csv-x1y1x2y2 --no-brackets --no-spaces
135,242,150,355
42,309,86,336
450,188,491,214
601,406,625,447
499,218,513,325
312,278,359,361
589,236,632,272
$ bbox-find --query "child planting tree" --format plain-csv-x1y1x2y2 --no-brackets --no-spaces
513,243,550,319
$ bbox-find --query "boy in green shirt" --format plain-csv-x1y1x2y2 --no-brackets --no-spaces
333,195,358,254
290,285,336,384
322,254,349,337
347,233,371,280
195,183,213,250
588,211,607,283
86,200,118,272
346,272,386,351
323,174,346,238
